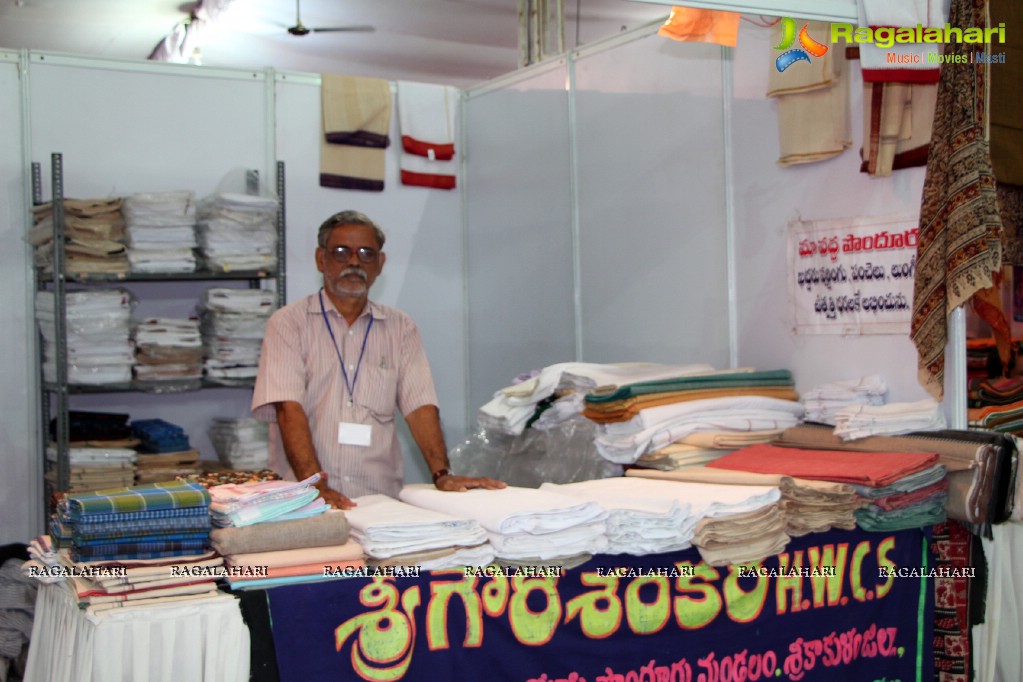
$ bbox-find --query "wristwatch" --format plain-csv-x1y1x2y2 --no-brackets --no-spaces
432,468,450,484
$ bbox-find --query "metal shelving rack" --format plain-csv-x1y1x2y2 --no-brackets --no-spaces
34,153,287,500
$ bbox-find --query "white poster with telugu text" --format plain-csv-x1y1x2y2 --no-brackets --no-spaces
789,214,918,335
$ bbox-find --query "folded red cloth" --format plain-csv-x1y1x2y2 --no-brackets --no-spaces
706,443,939,488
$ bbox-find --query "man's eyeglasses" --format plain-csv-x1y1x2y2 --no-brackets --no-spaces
324,245,379,264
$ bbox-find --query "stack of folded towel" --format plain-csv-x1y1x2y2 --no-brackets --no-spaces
345,494,492,570
399,483,607,568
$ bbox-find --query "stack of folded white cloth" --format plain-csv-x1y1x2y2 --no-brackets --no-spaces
196,193,278,272
540,478,694,555
478,362,716,436
802,374,888,425
833,398,946,440
208,418,270,470
345,494,493,570
35,289,135,385
132,317,204,385
594,396,805,465
208,474,327,528
199,288,277,385
122,191,197,273
399,484,608,563
609,476,786,567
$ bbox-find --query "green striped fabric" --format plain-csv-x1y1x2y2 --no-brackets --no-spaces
584,369,794,404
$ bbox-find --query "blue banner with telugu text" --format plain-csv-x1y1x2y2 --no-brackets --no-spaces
266,526,934,682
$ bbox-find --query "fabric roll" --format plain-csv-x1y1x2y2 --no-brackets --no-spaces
209,510,349,556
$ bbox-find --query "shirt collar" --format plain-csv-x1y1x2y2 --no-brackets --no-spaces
308,290,387,321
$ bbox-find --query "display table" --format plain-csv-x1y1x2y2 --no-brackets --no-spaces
249,526,934,682
23,581,250,682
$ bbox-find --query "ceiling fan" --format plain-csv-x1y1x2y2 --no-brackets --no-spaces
287,0,376,36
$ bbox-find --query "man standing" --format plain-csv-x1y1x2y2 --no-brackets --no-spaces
252,210,503,509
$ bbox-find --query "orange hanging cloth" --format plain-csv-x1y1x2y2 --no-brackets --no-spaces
657,6,741,47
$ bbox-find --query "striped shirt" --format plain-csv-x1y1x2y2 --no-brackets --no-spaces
251,293,438,499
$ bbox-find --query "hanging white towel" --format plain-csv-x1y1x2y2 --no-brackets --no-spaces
856,0,950,83
396,81,457,159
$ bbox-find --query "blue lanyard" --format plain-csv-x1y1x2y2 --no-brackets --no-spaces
319,290,373,405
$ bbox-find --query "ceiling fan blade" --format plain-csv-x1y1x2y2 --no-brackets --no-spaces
310,26,376,33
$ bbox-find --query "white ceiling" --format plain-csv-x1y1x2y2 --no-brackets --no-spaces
0,0,672,87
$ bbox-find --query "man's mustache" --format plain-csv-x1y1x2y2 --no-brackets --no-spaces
339,267,368,281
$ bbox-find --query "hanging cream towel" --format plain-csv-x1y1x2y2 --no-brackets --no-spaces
319,136,386,191
321,73,391,147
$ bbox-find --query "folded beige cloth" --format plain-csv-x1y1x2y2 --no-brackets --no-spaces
695,529,791,567
319,136,385,191
226,540,364,570
210,510,350,556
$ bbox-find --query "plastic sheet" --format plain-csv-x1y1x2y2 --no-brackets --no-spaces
449,416,622,488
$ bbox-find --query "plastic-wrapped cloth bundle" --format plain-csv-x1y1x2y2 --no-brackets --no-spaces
35,289,135,385
801,374,888,425
199,288,277,385
132,317,204,390
209,418,271,470
122,191,197,273
27,198,129,275
196,192,279,273
448,416,622,488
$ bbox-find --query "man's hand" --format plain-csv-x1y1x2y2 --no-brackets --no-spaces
434,474,506,492
317,485,357,510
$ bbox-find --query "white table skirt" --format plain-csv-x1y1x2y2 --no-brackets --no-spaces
23,582,250,682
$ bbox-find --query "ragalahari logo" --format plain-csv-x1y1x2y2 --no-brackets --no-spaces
774,17,829,72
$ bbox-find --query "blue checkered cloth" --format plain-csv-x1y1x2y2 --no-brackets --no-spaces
67,480,210,520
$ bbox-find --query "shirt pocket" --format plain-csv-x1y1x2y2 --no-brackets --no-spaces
357,365,399,422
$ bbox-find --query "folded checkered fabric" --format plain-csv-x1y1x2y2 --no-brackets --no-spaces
67,480,210,519
70,538,209,561
69,505,209,525
74,531,210,548
72,514,211,542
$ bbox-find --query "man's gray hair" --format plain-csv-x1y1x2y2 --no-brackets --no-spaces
317,210,387,249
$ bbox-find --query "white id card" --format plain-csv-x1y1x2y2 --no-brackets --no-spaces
338,422,372,446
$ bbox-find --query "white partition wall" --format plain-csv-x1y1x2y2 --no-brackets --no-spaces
573,35,730,367
463,61,577,415
0,52,36,544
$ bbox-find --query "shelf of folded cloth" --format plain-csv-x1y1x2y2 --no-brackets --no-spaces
36,268,275,283
44,378,255,394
